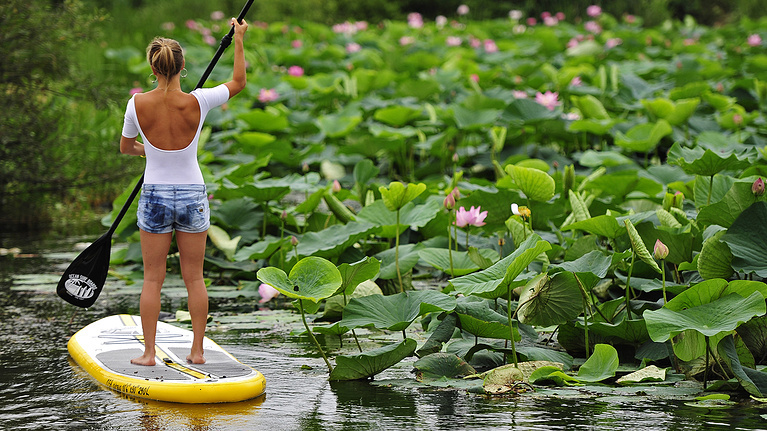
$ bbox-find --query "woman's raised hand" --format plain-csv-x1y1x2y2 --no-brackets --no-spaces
232,17,248,37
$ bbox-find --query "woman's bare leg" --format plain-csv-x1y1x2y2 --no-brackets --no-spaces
176,230,208,364
131,229,172,366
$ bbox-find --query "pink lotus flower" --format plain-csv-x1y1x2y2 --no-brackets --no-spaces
748,34,762,47
454,206,487,228
400,36,415,46
210,11,225,20
457,4,470,16
512,90,528,99
556,12,565,20
585,21,602,34
570,76,582,86
258,283,280,303
436,16,448,28
470,74,479,83
346,42,361,53
526,17,537,26
606,38,622,49
161,22,175,31
129,87,143,95
185,20,200,31
752,178,765,196
203,35,216,46
258,88,279,103
509,10,523,20
291,40,303,49
483,39,498,53
535,91,561,111
446,36,462,47
288,65,304,77
586,5,602,17
408,12,424,29
544,16,559,26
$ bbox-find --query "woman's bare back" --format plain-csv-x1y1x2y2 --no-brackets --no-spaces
134,90,201,151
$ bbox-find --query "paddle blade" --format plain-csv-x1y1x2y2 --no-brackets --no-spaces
57,233,113,308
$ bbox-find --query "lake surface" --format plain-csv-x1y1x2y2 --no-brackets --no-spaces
2,223,767,430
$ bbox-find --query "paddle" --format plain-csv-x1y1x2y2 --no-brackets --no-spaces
57,0,255,308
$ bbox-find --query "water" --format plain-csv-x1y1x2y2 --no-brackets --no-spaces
2,224,767,430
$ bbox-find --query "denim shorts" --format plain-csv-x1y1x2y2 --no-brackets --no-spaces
137,184,210,234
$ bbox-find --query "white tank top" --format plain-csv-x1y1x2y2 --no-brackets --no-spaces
121,84,230,185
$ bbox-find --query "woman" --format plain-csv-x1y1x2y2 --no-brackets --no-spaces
120,18,248,366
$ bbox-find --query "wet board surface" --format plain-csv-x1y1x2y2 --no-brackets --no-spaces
68,314,266,403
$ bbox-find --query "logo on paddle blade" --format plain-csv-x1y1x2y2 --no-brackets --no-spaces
64,274,98,300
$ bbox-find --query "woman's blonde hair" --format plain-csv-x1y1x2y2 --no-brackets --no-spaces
146,37,184,82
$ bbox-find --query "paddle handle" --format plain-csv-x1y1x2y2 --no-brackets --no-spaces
194,0,255,90
106,174,144,238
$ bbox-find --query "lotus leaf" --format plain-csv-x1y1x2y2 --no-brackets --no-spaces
577,344,620,382
718,335,767,398
613,120,672,153
414,353,476,381
455,300,519,340
516,272,583,327
505,164,556,202
340,290,456,332
296,221,377,259
257,256,342,303
723,202,767,277
374,243,424,280
207,225,241,261
329,339,417,381
667,142,754,177
418,248,498,277
529,366,581,386
356,198,440,238
378,181,426,212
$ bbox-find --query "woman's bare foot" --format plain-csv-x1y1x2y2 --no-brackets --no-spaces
187,351,206,364
130,353,156,366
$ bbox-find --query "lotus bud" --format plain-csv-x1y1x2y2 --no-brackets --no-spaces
332,179,341,193
443,193,455,210
563,164,575,199
281,210,288,220
290,236,299,246
653,239,669,260
302,162,310,173
452,153,459,163
673,191,684,208
753,178,765,197
451,187,460,200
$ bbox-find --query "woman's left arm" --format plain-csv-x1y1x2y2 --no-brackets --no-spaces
120,135,145,156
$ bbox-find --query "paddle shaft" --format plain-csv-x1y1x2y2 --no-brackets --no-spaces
113,0,255,228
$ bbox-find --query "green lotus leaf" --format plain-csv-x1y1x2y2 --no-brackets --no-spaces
233,131,277,147
516,272,583,327
723,202,767,277
455,299,519,340
505,164,556,202
567,119,618,135
613,120,672,153
336,257,381,296
257,256,342,302
373,105,423,127
340,290,456,332
374,243,424,280
577,344,620,383
697,231,734,280
378,181,427,211
419,248,499,277
642,98,699,125
563,214,625,238
667,142,754,176
450,234,551,298
238,107,289,132
702,92,737,112
571,94,611,120
697,182,757,228
329,339,417,381
296,221,378,259
644,292,766,343
504,98,560,124
578,150,635,168
529,366,582,386
452,105,502,129
413,353,476,380
718,335,767,398
315,111,363,138
356,198,440,238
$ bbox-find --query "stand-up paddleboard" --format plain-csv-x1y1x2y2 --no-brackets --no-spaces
68,315,265,403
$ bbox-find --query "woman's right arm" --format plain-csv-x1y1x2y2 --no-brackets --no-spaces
225,18,248,98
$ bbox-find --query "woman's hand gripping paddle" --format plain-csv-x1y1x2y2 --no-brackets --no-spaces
57,0,255,308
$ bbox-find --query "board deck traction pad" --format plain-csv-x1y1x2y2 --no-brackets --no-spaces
68,314,265,403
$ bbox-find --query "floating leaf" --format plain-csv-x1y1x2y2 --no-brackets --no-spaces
414,353,476,381
615,365,667,385
529,366,582,386
667,142,754,177
613,120,672,153
329,339,417,381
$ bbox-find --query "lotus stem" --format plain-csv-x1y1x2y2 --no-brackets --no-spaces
625,253,635,319
507,287,519,366
707,175,714,205
395,210,403,292
574,274,591,358
344,293,362,352
447,216,455,277
704,336,710,390
298,299,333,373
